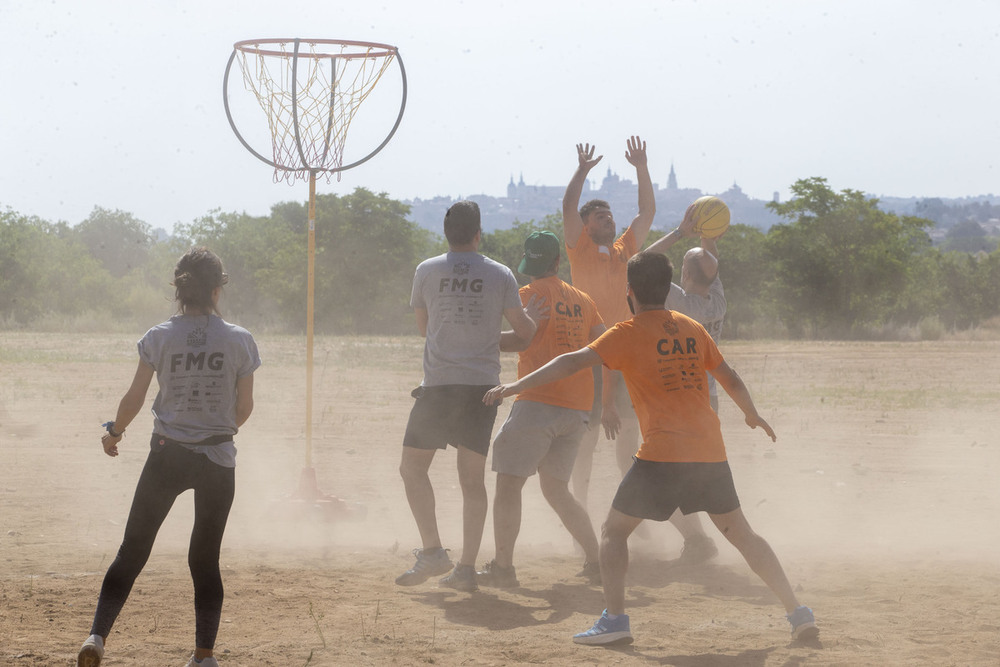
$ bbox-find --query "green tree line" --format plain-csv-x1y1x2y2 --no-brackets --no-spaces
2,179,998,338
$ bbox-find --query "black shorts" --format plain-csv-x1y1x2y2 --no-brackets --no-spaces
611,458,740,520
402,384,498,456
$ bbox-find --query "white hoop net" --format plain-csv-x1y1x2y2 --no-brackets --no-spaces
234,40,398,184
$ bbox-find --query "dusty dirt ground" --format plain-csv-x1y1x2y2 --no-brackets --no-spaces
2,332,999,666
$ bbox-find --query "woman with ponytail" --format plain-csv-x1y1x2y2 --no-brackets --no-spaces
78,247,261,667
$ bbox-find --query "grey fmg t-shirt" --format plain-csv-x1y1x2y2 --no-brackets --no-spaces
138,313,261,466
410,251,521,387
665,276,726,398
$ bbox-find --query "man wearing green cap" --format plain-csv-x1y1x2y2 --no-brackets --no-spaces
477,231,607,588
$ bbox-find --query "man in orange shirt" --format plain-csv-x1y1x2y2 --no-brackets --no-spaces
564,138,714,564
478,231,607,588
562,137,653,510
484,252,818,646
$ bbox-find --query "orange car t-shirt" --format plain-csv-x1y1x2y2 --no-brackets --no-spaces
566,226,637,327
517,276,604,411
588,309,726,463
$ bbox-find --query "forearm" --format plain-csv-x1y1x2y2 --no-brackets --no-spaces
716,370,760,420
601,366,617,409
644,227,684,254
702,235,720,259
500,330,530,352
511,350,592,395
236,399,253,427
235,374,255,428
636,163,655,218
111,392,146,433
563,167,590,210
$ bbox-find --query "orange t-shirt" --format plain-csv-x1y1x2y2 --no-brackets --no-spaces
566,226,637,327
516,276,604,411
588,309,726,463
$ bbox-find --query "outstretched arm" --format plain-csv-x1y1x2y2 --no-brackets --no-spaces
624,136,655,247
484,347,603,405
562,143,603,249
643,202,698,255
710,361,776,441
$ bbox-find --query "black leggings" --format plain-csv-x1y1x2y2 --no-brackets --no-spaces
89,437,235,649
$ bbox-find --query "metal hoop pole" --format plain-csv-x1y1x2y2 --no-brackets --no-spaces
306,170,316,468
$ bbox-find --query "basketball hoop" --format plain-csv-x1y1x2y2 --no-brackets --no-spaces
223,38,405,521
223,38,407,183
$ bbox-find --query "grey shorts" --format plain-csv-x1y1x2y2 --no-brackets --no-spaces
491,400,589,480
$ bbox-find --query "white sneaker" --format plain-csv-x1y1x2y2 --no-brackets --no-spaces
185,656,219,667
77,635,104,667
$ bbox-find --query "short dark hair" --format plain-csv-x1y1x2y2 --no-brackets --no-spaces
579,199,610,221
444,200,481,245
627,252,673,306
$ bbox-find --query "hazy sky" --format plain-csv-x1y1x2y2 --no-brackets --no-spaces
2,0,998,232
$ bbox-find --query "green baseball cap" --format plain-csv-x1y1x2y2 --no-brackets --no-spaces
518,231,560,276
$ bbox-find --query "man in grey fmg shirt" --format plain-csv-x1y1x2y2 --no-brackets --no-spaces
397,200,540,593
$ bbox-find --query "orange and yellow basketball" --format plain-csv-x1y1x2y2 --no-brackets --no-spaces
690,196,731,239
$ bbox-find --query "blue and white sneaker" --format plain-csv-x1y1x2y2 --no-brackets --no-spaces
572,610,633,645
787,605,819,640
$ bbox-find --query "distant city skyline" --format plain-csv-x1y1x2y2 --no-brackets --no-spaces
405,161,784,233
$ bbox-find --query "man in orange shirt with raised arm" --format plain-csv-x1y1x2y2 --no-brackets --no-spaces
563,138,715,564
484,252,818,647
562,137,653,509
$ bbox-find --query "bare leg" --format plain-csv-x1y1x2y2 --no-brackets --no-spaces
572,367,602,509
612,419,639,477
610,372,641,477
571,424,600,508
600,508,644,615
399,446,441,549
709,507,800,613
492,472,527,569
456,445,488,568
539,471,599,564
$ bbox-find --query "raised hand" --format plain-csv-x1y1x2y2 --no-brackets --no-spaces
624,135,647,167
679,203,699,237
576,143,603,171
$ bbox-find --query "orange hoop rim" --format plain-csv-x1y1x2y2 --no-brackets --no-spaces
233,38,398,60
